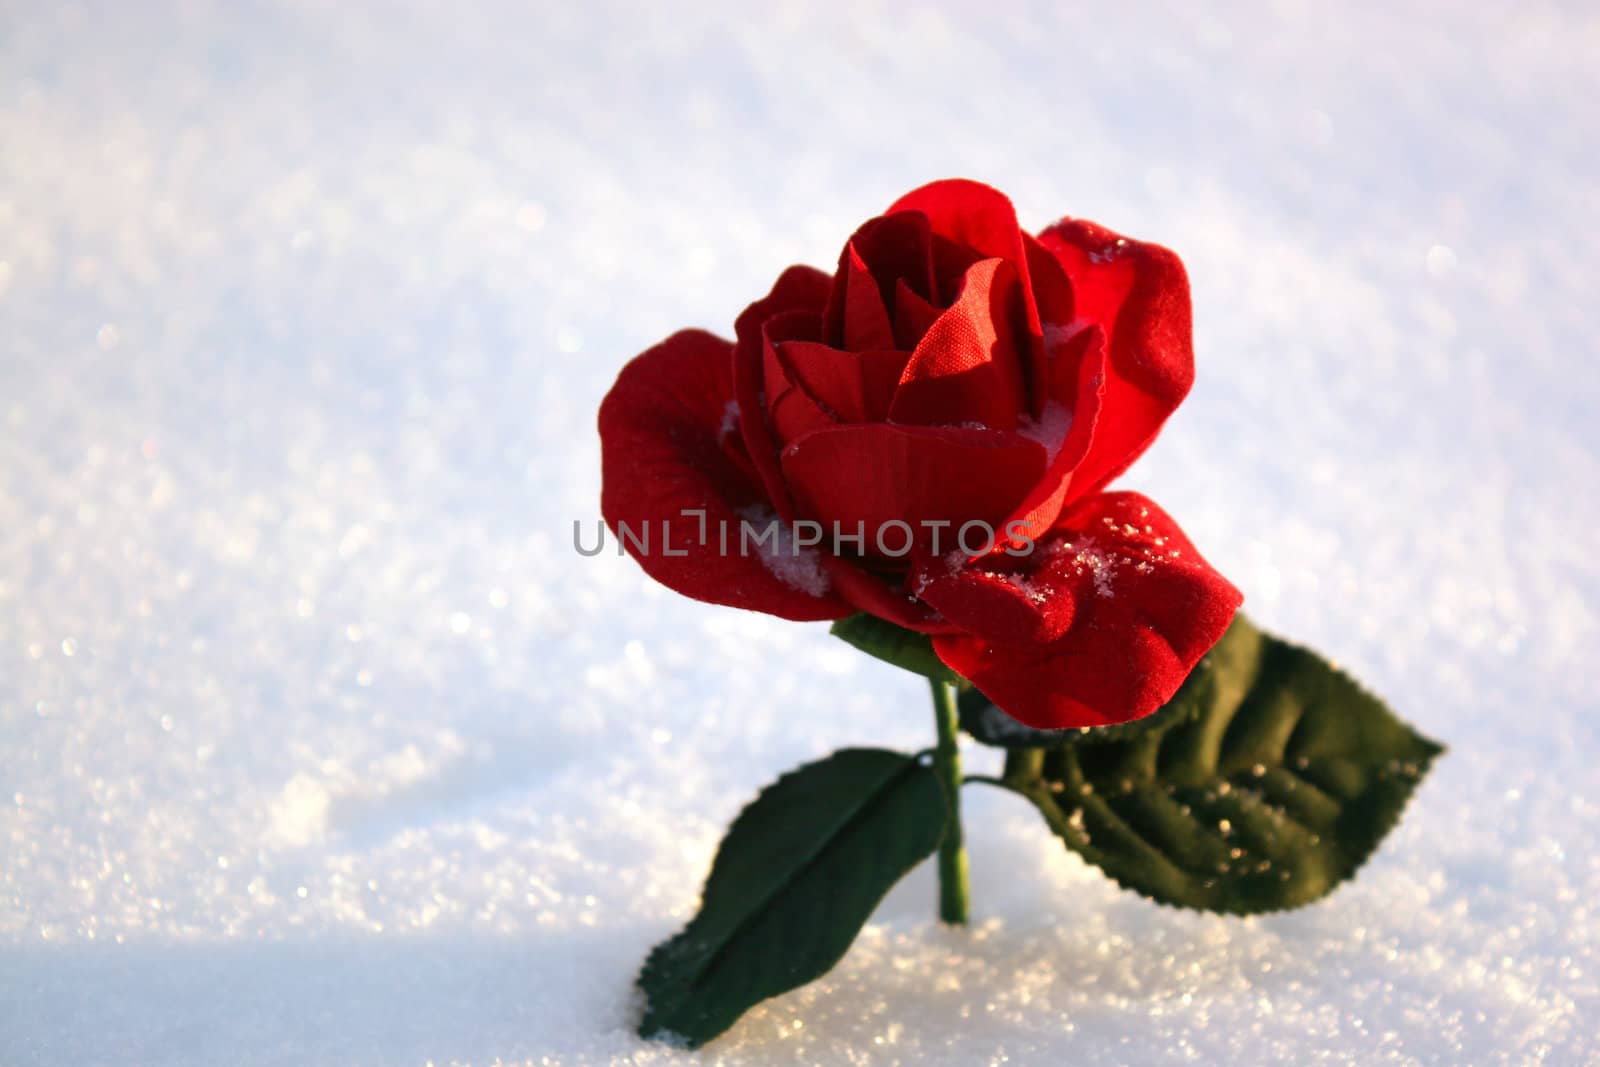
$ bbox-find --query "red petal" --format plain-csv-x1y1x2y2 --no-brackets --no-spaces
1022,232,1075,415
888,180,1040,330
777,339,907,424
824,213,939,347
889,258,1027,431
820,556,963,634
1037,220,1194,499
931,233,985,306
779,423,1047,560
856,210,937,304
733,266,832,518
891,279,943,350
991,324,1108,546
761,311,836,447
839,246,897,350
600,329,851,621
927,492,1241,728
889,181,1056,422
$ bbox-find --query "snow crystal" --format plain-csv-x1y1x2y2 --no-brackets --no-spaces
717,399,740,443
1087,238,1131,264
1059,538,1119,598
1016,401,1074,464
1040,320,1089,350
1002,571,1052,606
738,506,831,598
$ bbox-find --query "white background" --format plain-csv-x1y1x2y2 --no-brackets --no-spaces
2,2,1596,1063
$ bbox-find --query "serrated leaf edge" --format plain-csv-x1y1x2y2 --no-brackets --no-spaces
1009,622,1445,915
1015,741,1443,915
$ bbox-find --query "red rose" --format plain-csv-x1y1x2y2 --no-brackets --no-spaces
599,179,1241,729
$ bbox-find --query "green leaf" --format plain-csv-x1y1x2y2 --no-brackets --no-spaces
1009,614,1445,914
637,748,947,1047
830,612,961,683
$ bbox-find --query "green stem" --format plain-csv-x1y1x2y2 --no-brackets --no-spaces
1003,747,1045,787
929,678,969,925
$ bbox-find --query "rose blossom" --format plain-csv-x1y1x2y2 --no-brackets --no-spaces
599,179,1241,728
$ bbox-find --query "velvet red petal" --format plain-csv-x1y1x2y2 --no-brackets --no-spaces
733,266,832,519
889,258,1027,431
820,554,963,635
991,324,1108,547
1036,220,1194,500
927,491,1241,728
779,423,1047,559
760,311,837,447
930,234,985,306
823,214,934,351
1021,231,1076,416
839,246,897,351
890,181,1056,422
777,340,906,424
855,210,937,305
600,329,852,621
888,179,1040,329
891,279,942,351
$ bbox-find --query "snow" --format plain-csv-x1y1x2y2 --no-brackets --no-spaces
1061,539,1119,599
1015,401,1074,465
736,506,832,598
716,399,740,443
2,1,1597,1064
